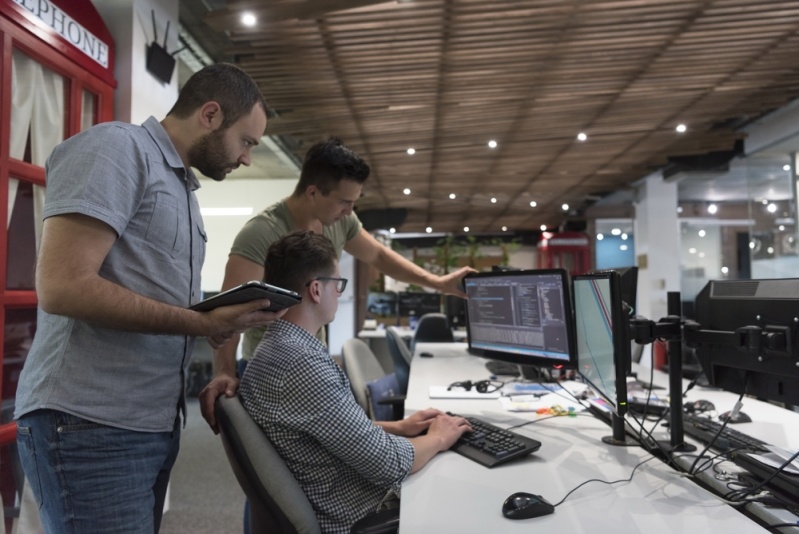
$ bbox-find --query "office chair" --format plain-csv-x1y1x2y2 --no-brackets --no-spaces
410,313,454,352
384,327,412,395
342,338,404,421
215,396,399,534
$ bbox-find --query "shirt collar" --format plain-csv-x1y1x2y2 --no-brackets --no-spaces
268,319,327,352
142,116,202,192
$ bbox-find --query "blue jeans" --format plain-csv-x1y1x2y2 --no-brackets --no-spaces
16,409,181,534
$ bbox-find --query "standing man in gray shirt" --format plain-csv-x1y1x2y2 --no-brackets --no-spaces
14,63,284,534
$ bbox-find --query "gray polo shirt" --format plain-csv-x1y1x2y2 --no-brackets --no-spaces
15,116,206,432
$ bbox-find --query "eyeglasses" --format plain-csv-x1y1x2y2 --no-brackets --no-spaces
447,379,504,394
306,277,348,294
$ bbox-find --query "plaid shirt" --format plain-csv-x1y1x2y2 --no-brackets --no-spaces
240,320,414,533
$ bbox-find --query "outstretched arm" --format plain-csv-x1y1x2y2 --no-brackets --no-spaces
344,229,475,297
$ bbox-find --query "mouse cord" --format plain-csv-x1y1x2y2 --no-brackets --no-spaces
687,390,744,476
550,455,659,507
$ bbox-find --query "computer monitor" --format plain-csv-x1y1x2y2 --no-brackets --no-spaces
397,291,441,317
573,271,630,418
687,278,799,406
366,291,397,317
616,266,638,316
464,269,575,369
444,295,467,330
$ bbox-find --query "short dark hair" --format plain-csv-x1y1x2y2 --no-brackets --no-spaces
264,231,337,294
167,63,267,130
293,138,370,196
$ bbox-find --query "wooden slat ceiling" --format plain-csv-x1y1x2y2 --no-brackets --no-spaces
199,0,799,233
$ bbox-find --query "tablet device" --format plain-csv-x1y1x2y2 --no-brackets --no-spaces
190,281,302,312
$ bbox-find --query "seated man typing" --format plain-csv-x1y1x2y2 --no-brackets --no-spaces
239,231,471,533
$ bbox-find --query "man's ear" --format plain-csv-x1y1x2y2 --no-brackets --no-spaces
308,280,323,304
306,185,318,198
198,101,223,131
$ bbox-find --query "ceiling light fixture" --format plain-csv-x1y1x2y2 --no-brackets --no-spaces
597,233,604,240
389,227,396,233
698,229,706,237
491,197,497,203
767,203,778,213
611,228,621,236
577,132,587,142
406,148,416,155
241,12,257,26
502,226,508,232
784,164,791,171
463,226,470,232
425,226,432,233
708,203,718,214
529,201,537,207
562,203,569,211
403,188,411,195
488,140,497,148
676,124,687,133
540,224,546,231
449,193,456,200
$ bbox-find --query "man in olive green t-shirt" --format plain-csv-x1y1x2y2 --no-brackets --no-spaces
200,138,473,431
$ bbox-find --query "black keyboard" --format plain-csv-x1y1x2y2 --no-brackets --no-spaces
682,413,769,453
448,413,541,468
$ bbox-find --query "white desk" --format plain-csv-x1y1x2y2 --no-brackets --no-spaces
399,342,796,533
357,327,467,373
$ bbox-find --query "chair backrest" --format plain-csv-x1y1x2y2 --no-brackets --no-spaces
411,313,454,352
341,338,386,414
215,396,321,534
384,326,412,394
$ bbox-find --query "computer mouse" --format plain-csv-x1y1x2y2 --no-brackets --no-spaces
501,492,555,520
719,410,752,424
419,351,434,358
685,399,715,413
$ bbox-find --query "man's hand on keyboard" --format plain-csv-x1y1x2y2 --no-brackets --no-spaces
397,408,446,437
428,413,473,450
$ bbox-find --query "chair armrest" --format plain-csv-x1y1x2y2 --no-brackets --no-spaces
377,396,406,421
350,507,400,534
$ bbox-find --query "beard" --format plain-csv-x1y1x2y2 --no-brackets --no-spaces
188,128,238,182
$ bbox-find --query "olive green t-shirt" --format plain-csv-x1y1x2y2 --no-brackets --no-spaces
230,199,362,359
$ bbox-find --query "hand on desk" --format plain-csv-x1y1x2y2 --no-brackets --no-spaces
399,410,473,474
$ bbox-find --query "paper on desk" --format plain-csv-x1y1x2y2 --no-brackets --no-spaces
498,392,586,413
428,385,502,399
502,380,589,398
748,445,799,476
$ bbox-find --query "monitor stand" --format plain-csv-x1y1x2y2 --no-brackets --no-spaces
602,413,638,447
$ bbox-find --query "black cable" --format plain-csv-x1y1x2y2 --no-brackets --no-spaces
687,390,744,475
551,455,659,507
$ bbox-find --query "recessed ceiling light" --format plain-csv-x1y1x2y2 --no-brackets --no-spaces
491,197,497,203
768,203,778,213
676,124,687,133
529,201,537,207
425,226,432,233
620,245,628,251
562,203,569,211
241,12,257,26
784,164,791,171
577,132,587,142
708,203,718,214
403,188,411,195
597,233,604,240
621,233,628,240
762,198,769,205
721,266,729,274
407,148,416,155
463,226,470,232
502,226,508,232
488,140,498,148
689,248,697,254
540,224,547,231
389,227,396,233
449,193,456,200
611,228,621,235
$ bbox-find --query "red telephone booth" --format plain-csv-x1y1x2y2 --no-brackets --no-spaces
537,231,591,275
0,0,115,529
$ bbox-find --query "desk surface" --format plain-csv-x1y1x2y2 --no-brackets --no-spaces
400,342,796,533
358,327,468,340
